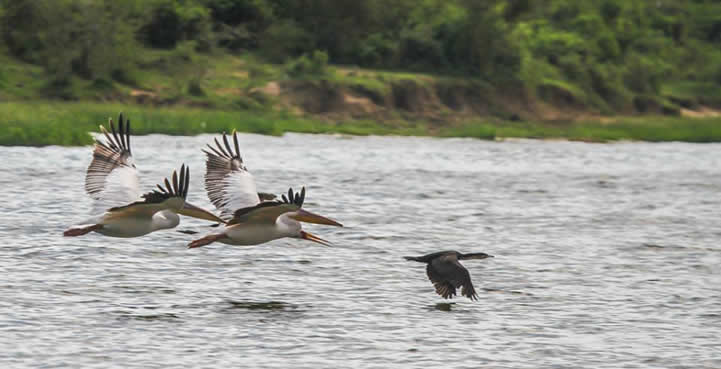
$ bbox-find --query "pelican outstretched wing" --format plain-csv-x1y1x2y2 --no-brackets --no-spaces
107,165,189,218
226,187,306,225
203,131,260,219
85,114,141,213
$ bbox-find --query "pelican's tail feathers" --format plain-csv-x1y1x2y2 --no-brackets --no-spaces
188,233,227,248
63,224,103,237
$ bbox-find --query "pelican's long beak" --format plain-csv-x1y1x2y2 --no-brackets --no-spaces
178,202,226,224
290,209,343,227
300,230,332,246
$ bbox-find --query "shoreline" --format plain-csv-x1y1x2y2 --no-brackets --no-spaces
2,101,721,146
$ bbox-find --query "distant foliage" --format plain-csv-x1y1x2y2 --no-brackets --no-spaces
0,0,138,94
286,50,329,77
260,19,312,62
1,0,720,110
140,0,213,50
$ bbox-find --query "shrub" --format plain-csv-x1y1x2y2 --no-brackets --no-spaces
1,0,138,81
286,50,329,77
140,0,212,49
205,0,273,29
356,33,398,68
260,19,312,62
398,25,446,70
188,80,205,96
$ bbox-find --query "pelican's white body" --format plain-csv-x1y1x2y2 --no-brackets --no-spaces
218,214,301,245
70,205,183,238
96,210,180,237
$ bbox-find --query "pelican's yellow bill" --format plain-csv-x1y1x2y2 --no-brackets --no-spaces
290,209,343,227
300,230,332,246
178,202,226,224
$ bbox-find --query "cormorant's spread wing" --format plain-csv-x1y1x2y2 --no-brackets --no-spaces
426,262,457,299
85,114,141,213
454,260,478,301
203,131,260,219
427,254,478,300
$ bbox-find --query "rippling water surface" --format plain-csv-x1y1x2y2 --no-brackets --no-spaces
1,134,720,368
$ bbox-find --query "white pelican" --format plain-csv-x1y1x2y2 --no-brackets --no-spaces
63,115,224,237
187,131,342,248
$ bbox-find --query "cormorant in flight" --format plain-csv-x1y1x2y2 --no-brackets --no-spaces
405,251,493,300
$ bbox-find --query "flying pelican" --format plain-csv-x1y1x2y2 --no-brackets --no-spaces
63,114,224,237
404,251,493,300
187,131,342,248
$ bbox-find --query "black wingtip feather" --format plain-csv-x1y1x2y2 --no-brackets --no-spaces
172,170,179,195
111,119,119,149
178,165,185,198
125,117,131,154
110,164,189,211
98,113,132,154
203,132,245,165
215,137,229,157
205,144,223,158
233,131,240,158
279,187,306,207
183,166,190,199
222,133,233,157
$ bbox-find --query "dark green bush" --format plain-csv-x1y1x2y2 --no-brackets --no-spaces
286,50,329,77
398,26,446,70
260,20,312,62
140,0,212,49
1,0,138,82
188,80,205,96
356,33,398,67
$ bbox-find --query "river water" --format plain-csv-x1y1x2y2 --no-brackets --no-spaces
1,134,720,368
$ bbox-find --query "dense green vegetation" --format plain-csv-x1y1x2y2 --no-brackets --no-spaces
1,0,721,144
3,0,721,110
3,102,720,146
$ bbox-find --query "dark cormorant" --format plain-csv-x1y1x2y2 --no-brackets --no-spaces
404,251,493,300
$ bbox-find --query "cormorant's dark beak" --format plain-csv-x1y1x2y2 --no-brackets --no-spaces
465,253,493,260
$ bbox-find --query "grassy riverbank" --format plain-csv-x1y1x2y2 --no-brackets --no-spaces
0,101,446,146
2,1,721,146
2,101,720,146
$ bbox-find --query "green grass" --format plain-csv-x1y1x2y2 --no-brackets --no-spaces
0,101,305,146
440,122,497,139
0,101,432,146
490,117,721,142
3,101,721,146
